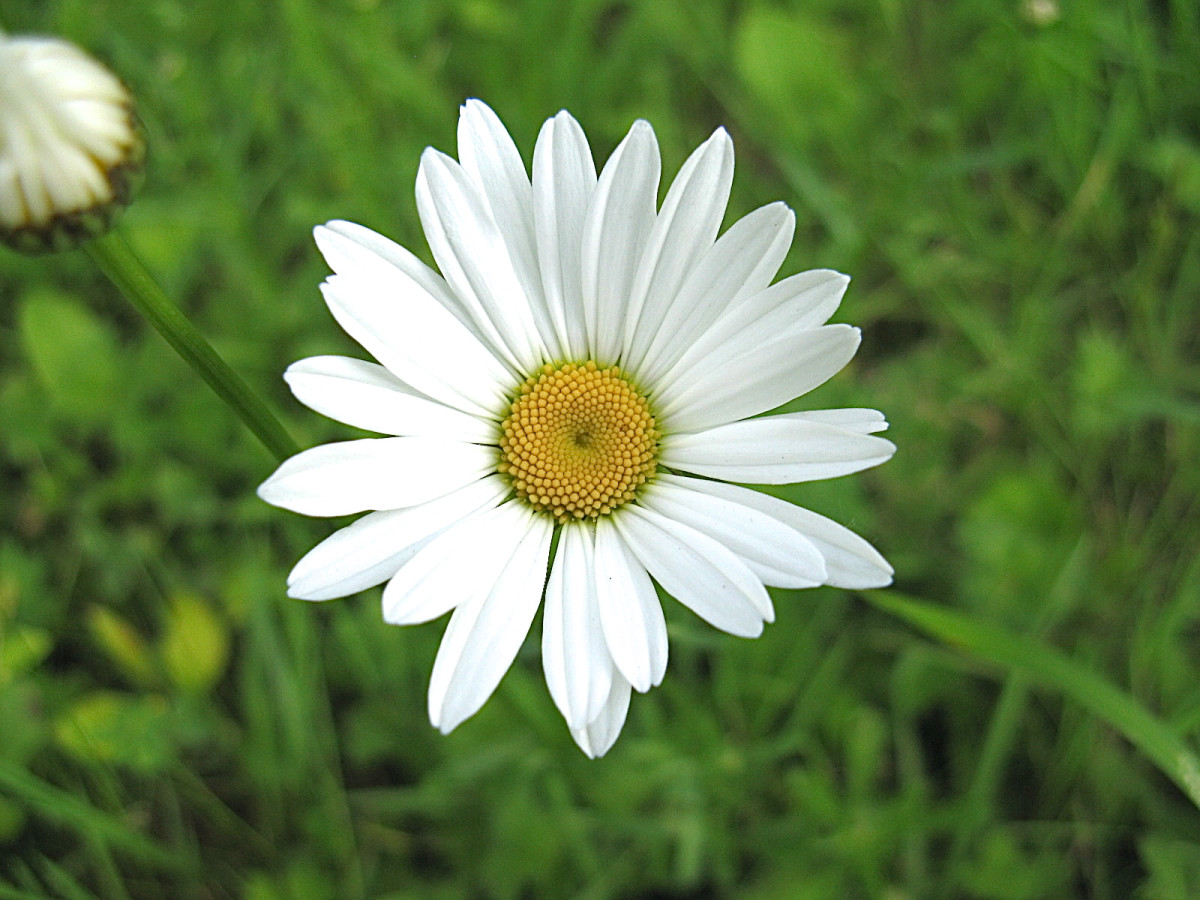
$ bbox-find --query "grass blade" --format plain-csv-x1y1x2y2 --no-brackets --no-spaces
866,592,1200,809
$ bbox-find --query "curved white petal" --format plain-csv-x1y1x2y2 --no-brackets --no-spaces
580,120,660,362
319,269,509,419
711,268,849,343
381,500,528,625
642,475,826,588
663,270,850,402
613,505,771,637
287,475,508,600
317,219,471,326
532,110,597,360
634,201,795,386
662,418,896,485
570,668,632,759
257,437,494,517
669,478,894,589
658,325,862,433
416,147,545,371
770,408,890,434
593,517,668,692
655,269,848,396
542,523,613,730
285,355,494,442
621,128,735,374
428,508,553,733
457,100,562,359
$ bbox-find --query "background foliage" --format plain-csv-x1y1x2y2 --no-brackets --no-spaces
2,0,1199,897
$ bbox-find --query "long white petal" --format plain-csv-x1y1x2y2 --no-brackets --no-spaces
580,120,660,362
542,523,613,730
634,201,794,385
428,509,553,732
257,438,494,517
416,148,545,371
669,478,894,589
285,355,494,442
593,517,668,692
658,325,862,433
287,475,508,600
317,219,472,327
381,500,528,625
642,475,826,588
532,110,597,360
661,270,850,405
319,269,510,419
621,128,735,373
770,408,890,434
662,418,896,484
614,505,771,637
570,668,632,759
457,100,562,359
708,268,849,346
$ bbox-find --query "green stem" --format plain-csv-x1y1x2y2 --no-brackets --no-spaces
86,230,299,463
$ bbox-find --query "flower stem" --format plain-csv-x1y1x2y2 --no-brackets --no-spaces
85,229,299,462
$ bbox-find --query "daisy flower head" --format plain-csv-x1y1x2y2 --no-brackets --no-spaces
259,100,895,758
0,29,144,253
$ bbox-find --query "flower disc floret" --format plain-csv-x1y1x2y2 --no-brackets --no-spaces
498,361,659,522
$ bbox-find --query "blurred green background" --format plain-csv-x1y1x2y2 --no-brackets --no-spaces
2,0,1199,897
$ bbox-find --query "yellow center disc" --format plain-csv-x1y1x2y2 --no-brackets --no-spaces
498,361,660,522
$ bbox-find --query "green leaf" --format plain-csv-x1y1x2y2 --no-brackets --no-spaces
0,626,52,686
16,290,121,425
159,593,229,695
53,691,174,774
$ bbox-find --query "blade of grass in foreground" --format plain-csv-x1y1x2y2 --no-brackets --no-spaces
865,592,1200,810
0,759,181,871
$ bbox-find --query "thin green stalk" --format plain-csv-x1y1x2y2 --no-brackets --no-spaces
85,230,299,463
865,591,1200,810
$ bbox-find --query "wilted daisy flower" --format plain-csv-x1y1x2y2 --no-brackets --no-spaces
260,100,895,757
0,30,143,253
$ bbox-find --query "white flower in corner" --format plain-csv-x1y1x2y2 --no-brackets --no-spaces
259,100,895,757
0,30,143,253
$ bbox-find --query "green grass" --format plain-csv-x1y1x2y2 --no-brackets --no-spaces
2,0,1200,897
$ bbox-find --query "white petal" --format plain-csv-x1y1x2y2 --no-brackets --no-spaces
705,268,850,348
580,120,660,363
570,669,632,759
285,355,494,442
771,408,890,434
317,219,472,327
662,418,896,485
668,479,894,589
614,505,771,637
532,110,597,360
634,202,795,386
428,509,553,733
661,270,850,406
642,475,826,588
658,325,862,433
593,517,668,692
381,500,530,625
542,524,613,730
415,148,545,371
620,128,735,373
318,267,510,420
257,437,494,516
457,100,563,359
287,475,509,600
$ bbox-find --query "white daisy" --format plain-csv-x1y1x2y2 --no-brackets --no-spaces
259,100,895,758
0,29,143,253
